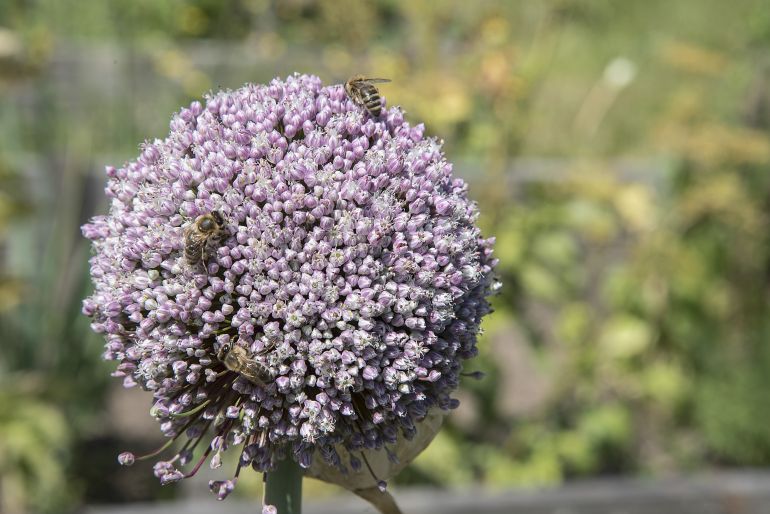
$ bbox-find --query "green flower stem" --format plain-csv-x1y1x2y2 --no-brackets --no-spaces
264,458,303,514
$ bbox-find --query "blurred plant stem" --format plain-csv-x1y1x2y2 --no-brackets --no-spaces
264,458,303,514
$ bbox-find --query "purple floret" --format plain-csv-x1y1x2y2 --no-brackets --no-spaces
82,73,498,497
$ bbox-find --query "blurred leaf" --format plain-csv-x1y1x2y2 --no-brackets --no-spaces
410,431,475,486
0,378,74,513
598,315,654,360
556,301,592,345
520,262,564,302
642,361,688,409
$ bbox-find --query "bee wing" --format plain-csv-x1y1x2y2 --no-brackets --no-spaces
365,78,391,83
242,361,270,383
187,236,205,249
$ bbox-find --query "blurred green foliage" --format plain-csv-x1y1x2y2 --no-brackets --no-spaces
2,0,770,511
425,65,770,486
0,378,73,513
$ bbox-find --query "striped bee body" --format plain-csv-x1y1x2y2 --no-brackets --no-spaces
345,76,391,117
183,211,225,267
217,340,272,386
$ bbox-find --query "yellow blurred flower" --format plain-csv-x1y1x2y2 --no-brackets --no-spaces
661,41,727,75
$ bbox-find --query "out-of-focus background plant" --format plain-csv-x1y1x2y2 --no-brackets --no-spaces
2,0,770,512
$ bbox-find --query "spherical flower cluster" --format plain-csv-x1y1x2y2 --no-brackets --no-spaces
82,74,498,499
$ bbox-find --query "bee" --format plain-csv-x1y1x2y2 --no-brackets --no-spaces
344,76,391,117
217,341,272,386
183,211,225,267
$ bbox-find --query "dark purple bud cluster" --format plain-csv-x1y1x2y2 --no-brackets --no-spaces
82,74,498,499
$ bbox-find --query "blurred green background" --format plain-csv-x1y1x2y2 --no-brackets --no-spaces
2,0,770,512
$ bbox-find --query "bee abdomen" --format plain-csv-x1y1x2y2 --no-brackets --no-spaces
252,362,271,381
183,239,204,265
362,90,383,116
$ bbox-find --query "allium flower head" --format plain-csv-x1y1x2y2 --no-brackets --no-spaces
83,73,498,498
